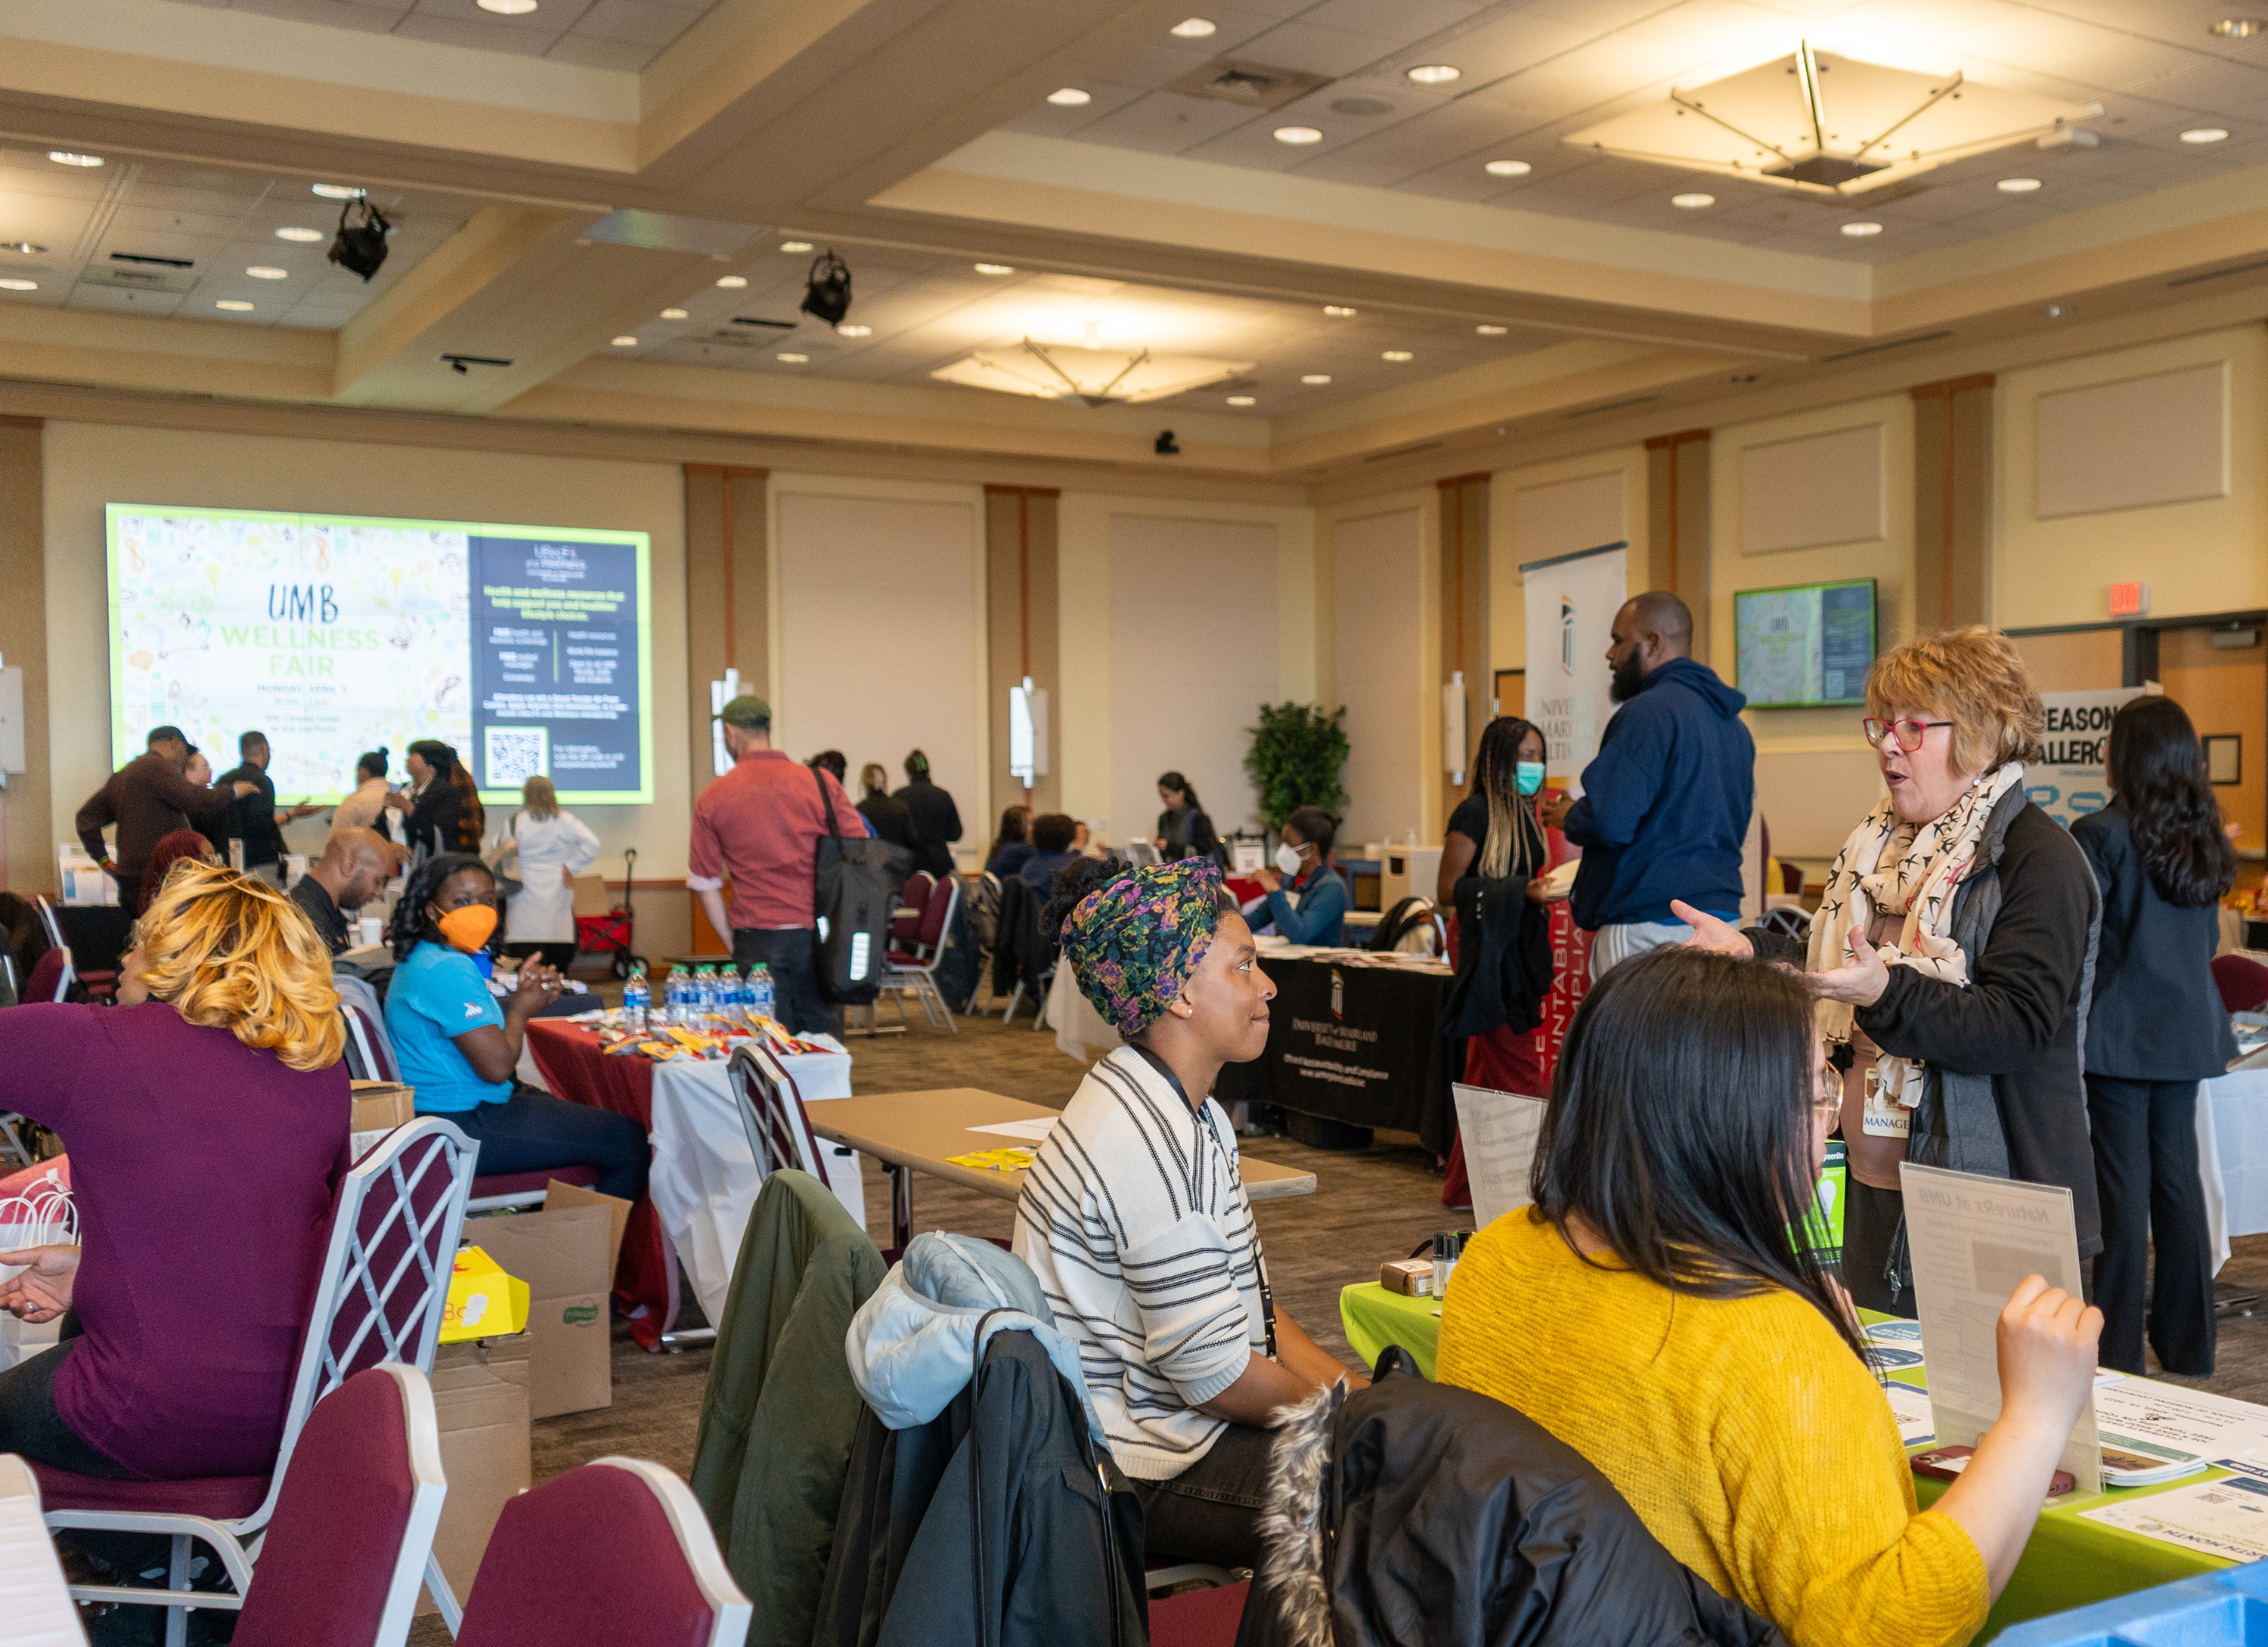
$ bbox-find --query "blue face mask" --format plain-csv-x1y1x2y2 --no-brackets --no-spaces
1516,761,1545,797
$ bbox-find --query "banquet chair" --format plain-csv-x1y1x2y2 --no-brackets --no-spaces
727,1044,828,1181
1148,1579,1250,1647
35,899,112,1003
891,871,935,951
2213,952,2268,1015
230,1364,446,1647
22,945,71,1005
879,873,959,1032
454,1457,750,1647
0,1454,83,1647
36,1118,478,1645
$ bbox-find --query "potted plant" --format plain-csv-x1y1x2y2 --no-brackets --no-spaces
1244,701,1349,834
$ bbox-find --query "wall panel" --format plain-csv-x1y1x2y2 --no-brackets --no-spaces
1334,508,1426,848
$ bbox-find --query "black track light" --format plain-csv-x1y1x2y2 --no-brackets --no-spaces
799,250,852,327
1154,429,1180,456
328,197,392,281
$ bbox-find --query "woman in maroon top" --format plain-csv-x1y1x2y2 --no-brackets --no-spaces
0,861,349,1479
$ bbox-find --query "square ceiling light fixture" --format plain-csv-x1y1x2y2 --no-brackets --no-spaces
931,338,1254,406
1564,42,2098,199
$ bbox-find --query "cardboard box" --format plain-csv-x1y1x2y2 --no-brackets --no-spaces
349,1081,414,1132
419,1335,531,1616
463,1181,630,1419
1380,1258,1434,1297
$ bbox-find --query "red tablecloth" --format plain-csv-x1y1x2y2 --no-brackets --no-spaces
523,1020,675,1348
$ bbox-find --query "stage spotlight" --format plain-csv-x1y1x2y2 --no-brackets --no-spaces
327,197,392,281
798,250,852,326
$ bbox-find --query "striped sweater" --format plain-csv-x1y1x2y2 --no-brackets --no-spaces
1012,1046,1268,1480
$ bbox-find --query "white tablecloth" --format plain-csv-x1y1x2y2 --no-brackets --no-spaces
1046,962,1120,1063
2201,1064,2268,1272
646,1037,859,1332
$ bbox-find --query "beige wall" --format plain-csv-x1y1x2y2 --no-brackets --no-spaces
1997,325,2268,629
1329,498,1432,848
1489,447,1648,678
41,420,691,875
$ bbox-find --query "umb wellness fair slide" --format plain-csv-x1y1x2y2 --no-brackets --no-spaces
106,504,653,806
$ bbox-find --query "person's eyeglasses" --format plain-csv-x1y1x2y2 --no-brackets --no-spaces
1862,717,1954,753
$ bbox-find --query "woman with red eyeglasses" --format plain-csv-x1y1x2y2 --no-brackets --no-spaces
1678,627,2100,1317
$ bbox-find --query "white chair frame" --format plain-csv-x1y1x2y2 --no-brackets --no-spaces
356,1364,450,1647
878,875,959,1032
43,1119,478,1643
30,899,78,1005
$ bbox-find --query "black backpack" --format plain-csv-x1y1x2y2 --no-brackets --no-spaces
812,769,911,1005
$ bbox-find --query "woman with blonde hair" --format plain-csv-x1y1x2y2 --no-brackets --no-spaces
491,773,600,970
1680,627,2102,1314
0,862,351,1480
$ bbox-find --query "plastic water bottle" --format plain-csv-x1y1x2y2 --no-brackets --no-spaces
749,964,776,1026
696,964,720,1023
621,961,650,1035
662,968,686,1027
720,966,745,1018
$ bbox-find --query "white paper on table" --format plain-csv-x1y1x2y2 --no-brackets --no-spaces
2093,1379,2268,1472
1899,1161,2102,1494
2081,1475,2268,1562
967,1117,1059,1142
1884,1381,1936,1447
1452,1084,1547,1233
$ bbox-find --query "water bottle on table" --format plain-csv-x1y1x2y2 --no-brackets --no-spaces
750,964,776,1027
662,967,686,1027
621,960,649,1035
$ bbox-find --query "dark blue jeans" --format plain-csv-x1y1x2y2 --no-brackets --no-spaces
732,925,835,1036
451,1085,649,1204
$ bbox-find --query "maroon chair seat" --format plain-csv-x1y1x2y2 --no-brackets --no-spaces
1151,1580,1250,1647
470,1165,600,1201
22,948,65,1004
30,1464,270,1521
2214,953,2268,1014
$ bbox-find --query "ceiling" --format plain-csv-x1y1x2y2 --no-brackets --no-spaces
5,0,2268,481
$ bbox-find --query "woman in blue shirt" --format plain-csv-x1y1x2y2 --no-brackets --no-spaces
384,853,649,1203
1249,806,1349,946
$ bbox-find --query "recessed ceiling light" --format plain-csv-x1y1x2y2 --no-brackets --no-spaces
1841,221,1883,237
47,152,103,168
1405,64,1460,84
974,262,1015,275
716,274,748,287
1672,191,1715,208
1226,395,1256,406
660,307,689,319
274,226,324,242
0,279,36,292
246,265,289,278
779,240,813,252
1323,304,1356,317
776,352,810,363
477,0,537,11
311,184,364,199
2212,17,2266,36
1729,372,1758,383
837,324,872,336
611,336,638,346
1997,177,2043,192
2,243,43,255
1048,87,1092,106
215,299,254,311
1484,159,1531,177
1300,373,1331,384
1476,324,1507,335
1380,349,1413,361
1170,17,1216,37
2041,302,2072,317
1274,126,1323,144
2183,127,2231,143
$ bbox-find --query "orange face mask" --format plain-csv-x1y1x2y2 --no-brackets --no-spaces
435,903,498,953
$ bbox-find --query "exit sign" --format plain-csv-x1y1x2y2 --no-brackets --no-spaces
2109,581,2150,618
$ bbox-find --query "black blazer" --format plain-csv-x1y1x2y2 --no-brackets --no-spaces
2074,801,2236,1082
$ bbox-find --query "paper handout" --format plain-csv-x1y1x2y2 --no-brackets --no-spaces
1452,1084,1548,1232
1898,1162,2102,1495
966,1117,1059,1142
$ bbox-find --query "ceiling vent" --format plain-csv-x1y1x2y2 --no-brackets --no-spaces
1165,59,1333,110
80,264,197,293
1818,329,1955,364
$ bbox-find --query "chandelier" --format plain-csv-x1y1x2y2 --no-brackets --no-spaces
931,334,1253,407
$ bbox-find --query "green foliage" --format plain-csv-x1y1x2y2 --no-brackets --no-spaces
1244,701,1350,831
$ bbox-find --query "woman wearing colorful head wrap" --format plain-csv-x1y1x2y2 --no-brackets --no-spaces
1012,856,1366,1570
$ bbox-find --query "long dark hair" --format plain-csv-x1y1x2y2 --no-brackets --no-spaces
1157,770,1202,813
990,804,1030,859
387,851,494,961
448,763,484,853
1284,805,1338,865
2109,695,2235,909
1531,946,1864,1361
1469,715,1546,881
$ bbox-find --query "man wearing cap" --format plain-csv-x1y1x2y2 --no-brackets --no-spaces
687,695,871,1034
76,726,256,910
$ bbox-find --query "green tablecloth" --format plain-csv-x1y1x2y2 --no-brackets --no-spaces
1341,1281,2231,1642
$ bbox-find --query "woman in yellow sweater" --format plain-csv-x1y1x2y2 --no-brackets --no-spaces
1437,946,2100,1647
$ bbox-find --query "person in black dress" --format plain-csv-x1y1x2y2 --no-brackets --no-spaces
2074,695,2238,1375
893,751,962,878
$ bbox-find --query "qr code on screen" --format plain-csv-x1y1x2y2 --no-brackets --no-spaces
484,726,550,788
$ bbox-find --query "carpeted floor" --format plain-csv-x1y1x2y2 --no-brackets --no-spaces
403,1008,2268,1640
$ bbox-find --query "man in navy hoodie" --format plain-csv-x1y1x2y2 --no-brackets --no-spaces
1541,591,1753,978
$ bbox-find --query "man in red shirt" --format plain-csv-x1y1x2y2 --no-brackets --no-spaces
688,695,869,1033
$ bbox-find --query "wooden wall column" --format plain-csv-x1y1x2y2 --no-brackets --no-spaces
1644,428,1712,655
1910,376,1995,632
984,486,1061,819
0,418,46,893
682,464,770,800
1438,472,1490,825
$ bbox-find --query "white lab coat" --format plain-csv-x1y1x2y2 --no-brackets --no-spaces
490,809,602,943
